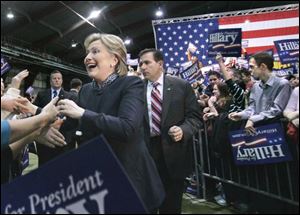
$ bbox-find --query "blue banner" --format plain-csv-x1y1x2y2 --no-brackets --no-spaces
166,66,180,77
179,62,203,84
208,28,242,57
274,39,299,64
1,55,11,76
229,123,292,165
1,136,147,214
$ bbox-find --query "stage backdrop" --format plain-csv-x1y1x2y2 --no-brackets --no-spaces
152,4,299,69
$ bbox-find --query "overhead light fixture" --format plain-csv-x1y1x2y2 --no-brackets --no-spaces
155,8,163,18
71,41,77,48
7,10,14,19
88,10,101,19
124,38,131,46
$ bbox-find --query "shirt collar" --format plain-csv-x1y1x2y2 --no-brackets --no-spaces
150,72,164,86
259,74,275,89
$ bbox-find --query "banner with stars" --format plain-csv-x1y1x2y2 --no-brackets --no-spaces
229,123,292,165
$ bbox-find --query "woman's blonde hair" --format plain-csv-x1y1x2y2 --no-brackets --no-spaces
84,33,128,76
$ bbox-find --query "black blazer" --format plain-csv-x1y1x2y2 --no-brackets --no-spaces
33,88,77,164
144,75,202,180
77,76,165,212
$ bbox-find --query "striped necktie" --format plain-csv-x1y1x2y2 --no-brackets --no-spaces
151,82,162,136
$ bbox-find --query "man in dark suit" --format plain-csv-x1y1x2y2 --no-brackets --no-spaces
139,49,202,214
34,70,76,166
69,78,82,101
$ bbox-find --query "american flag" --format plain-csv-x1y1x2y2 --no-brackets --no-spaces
153,6,299,69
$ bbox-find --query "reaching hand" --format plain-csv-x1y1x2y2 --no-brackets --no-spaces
215,53,223,63
36,126,66,148
1,96,31,114
11,69,29,89
41,97,59,123
228,112,242,121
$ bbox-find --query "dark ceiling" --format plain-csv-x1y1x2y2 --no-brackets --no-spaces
1,1,298,74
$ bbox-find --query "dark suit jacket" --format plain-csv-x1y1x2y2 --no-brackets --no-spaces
144,75,202,180
77,76,165,212
33,88,77,165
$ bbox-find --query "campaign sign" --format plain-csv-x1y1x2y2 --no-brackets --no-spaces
274,39,299,64
1,136,147,214
229,123,292,166
208,28,242,57
179,62,203,84
1,55,11,75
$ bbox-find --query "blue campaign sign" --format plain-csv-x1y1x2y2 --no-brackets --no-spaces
274,39,299,64
229,123,292,166
208,28,242,57
1,136,147,214
179,62,203,84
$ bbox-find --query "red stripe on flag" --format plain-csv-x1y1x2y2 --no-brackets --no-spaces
242,26,299,39
219,9,299,25
246,46,275,54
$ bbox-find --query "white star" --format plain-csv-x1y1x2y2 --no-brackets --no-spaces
209,22,213,26
179,36,182,40
174,42,178,46
179,47,183,50
176,63,180,66
193,29,198,33
169,47,173,51
183,30,187,34
274,139,278,142
269,140,273,143
177,26,181,30
172,31,177,35
165,53,169,56
208,60,212,64
195,40,199,44
188,24,192,28
189,35,193,39
205,39,209,43
159,37,162,41
174,52,178,56
167,27,171,30
170,58,174,61
204,28,208,32
164,42,168,46
159,48,163,51
163,32,166,36
279,138,282,141
158,28,161,31
201,45,205,48
196,50,200,54
180,57,184,61
168,37,172,40
198,23,202,27
200,34,203,38
184,41,188,45
166,63,170,67
202,55,206,59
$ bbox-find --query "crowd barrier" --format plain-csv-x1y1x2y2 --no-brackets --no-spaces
191,119,299,212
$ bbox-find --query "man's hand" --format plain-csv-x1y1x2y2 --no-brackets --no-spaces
245,119,256,136
1,96,31,114
168,126,183,142
36,126,66,148
228,112,242,121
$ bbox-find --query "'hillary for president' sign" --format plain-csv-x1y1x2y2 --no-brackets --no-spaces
1,136,146,214
229,123,292,165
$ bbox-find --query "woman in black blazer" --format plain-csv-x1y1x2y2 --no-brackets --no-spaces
57,33,165,212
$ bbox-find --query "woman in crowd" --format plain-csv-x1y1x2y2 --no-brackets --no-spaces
57,33,165,212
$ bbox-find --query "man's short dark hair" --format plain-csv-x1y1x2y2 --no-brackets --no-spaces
138,48,164,62
70,78,82,89
251,52,274,71
207,70,221,79
239,68,251,77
